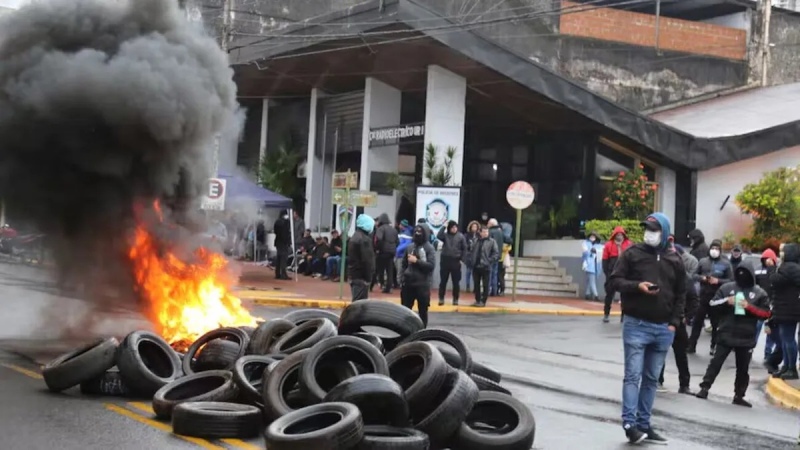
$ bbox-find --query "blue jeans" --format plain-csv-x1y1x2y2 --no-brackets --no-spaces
585,273,598,298
778,322,799,369
465,266,473,290
489,262,499,296
325,256,341,277
622,318,674,430
756,321,780,360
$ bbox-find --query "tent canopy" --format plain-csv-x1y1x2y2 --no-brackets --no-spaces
217,173,292,209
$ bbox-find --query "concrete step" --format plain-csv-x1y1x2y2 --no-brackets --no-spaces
511,288,579,298
509,265,564,277
508,280,577,293
505,273,571,283
513,258,558,269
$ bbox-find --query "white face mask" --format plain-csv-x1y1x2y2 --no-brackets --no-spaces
643,230,661,248
709,249,720,259
283,215,289,219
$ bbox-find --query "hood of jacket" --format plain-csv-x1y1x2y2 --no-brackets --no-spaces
644,212,672,250
413,224,430,243
784,243,800,263
761,248,778,265
734,259,757,289
466,220,481,234
356,214,375,234
709,239,723,253
377,213,391,226
610,226,627,240
446,220,458,233
681,251,699,277
688,229,706,246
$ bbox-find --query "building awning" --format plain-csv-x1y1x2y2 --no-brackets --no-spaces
229,0,800,171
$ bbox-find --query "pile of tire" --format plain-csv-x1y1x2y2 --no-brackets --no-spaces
40,300,535,449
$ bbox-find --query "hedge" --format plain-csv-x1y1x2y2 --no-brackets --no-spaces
584,220,643,243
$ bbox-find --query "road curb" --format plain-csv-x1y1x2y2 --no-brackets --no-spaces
766,377,800,410
243,296,617,316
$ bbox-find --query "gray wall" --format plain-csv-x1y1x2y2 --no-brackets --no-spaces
767,11,800,86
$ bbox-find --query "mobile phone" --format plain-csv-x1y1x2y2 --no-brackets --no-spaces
647,285,660,291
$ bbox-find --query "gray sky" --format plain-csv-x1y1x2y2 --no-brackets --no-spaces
0,0,26,9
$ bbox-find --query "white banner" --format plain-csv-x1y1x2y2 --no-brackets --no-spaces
201,178,227,211
415,186,461,237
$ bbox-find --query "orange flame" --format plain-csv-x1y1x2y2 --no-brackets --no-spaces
128,202,256,345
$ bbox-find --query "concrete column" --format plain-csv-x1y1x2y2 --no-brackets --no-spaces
258,98,269,166
360,77,401,219
423,65,466,186
656,166,676,225
304,88,320,229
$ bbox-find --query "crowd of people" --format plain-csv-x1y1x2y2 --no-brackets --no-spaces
590,212,798,445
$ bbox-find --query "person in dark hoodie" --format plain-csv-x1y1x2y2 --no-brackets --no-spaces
374,213,399,294
755,248,782,373
467,225,499,308
688,239,733,356
769,243,800,380
437,220,467,306
695,260,771,407
602,226,633,323
272,210,292,280
347,214,376,302
609,213,685,445
729,244,744,271
688,229,710,260
487,218,511,296
401,225,436,326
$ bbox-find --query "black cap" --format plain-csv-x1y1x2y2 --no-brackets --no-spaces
640,216,661,232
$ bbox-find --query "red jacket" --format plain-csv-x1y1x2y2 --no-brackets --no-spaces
602,226,632,275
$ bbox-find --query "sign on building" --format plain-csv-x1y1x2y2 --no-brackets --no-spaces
506,181,535,210
332,171,359,189
415,186,461,236
332,189,378,208
368,123,425,148
200,178,227,211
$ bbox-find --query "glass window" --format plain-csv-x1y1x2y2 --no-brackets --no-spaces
511,146,529,165
597,145,633,178
512,166,527,180
479,148,497,161
478,163,497,181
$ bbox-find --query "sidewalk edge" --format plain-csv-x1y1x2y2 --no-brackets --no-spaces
766,377,800,410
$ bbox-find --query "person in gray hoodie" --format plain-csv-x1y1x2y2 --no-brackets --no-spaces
437,220,467,306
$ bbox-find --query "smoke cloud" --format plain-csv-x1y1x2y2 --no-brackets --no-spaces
0,0,238,298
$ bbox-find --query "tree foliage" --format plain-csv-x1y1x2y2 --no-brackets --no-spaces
604,164,658,220
424,143,457,186
258,131,303,205
736,165,800,249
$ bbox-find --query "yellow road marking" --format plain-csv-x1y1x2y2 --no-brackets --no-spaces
105,404,225,450
128,401,155,415
2,363,43,379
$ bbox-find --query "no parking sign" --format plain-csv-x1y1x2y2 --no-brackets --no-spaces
201,178,226,211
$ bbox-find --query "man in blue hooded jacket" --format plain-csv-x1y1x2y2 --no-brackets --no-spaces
348,214,376,302
609,213,686,445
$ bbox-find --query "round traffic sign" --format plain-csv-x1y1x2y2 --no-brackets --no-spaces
208,179,225,199
506,181,535,209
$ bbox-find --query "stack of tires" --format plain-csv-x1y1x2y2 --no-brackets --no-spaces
41,300,535,449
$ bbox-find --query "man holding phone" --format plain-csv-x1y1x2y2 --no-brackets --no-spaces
609,213,686,445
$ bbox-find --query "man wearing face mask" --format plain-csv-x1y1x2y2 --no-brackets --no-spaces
729,245,744,271
273,210,292,280
348,214,376,302
401,225,436,326
609,213,685,445
688,239,733,356
602,226,632,323
688,229,709,260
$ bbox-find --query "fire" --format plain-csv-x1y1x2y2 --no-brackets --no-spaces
128,203,256,346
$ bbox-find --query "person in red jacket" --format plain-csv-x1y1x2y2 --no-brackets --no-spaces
603,226,633,322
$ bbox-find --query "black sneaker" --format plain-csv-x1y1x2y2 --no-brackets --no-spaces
709,346,716,356
452,300,459,306
732,396,752,408
438,299,445,306
678,386,694,395
641,428,669,445
603,315,610,323
686,345,696,354
695,388,709,399
624,424,646,444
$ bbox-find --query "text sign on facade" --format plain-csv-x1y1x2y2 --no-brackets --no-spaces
332,189,378,208
201,178,227,211
415,186,461,236
506,181,535,210
368,123,425,148
332,172,358,189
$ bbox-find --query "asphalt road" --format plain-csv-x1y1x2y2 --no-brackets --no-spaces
0,260,796,449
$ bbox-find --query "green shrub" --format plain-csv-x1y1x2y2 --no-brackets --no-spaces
584,219,643,243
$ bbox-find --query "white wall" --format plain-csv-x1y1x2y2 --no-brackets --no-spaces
656,166,676,226
424,65,466,186
522,239,583,258
360,77,401,219
304,88,322,230
696,145,800,242
702,11,751,31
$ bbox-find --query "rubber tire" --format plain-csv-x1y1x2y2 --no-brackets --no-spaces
351,332,385,353
239,326,256,337
300,336,390,403
357,425,430,450
248,319,295,355
152,370,239,419
449,391,535,450
270,318,337,354
385,341,449,419
400,329,473,375
437,346,501,383
283,308,341,326
264,402,364,450
262,349,311,421
324,374,410,427
183,327,249,375
233,355,277,404
172,401,262,439
414,370,479,446
471,374,512,396
42,337,119,392
116,331,181,396
338,300,424,341
79,369,130,397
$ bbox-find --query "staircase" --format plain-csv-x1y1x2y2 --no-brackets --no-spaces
503,256,579,298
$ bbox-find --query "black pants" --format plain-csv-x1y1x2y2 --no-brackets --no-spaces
689,298,719,349
473,267,490,304
350,280,369,302
376,253,394,291
275,245,289,279
498,265,506,295
603,277,616,315
438,256,462,303
700,344,752,397
401,284,430,327
659,323,691,388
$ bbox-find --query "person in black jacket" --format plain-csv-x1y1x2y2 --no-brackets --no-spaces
688,229,710,260
688,239,733,356
695,261,771,407
347,214,376,302
374,213,399,294
609,213,685,445
770,243,800,380
729,244,744,271
755,248,782,373
272,210,292,280
401,225,436,326
467,225,499,307
437,220,467,306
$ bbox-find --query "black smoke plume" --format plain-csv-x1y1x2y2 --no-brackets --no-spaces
0,0,237,298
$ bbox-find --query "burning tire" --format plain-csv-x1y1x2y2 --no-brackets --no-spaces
338,301,424,350
233,355,278,404
283,309,340,326
358,426,430,450
351,332,385,354
414,370,479,446
172,401,262,439
400,329,473,375
270,318,337,355
117,331,182,396
448,391,535,450
79,369,130,397
248,319,295,355
437,346,501,383
42,337,119,393
152,370,239,419
300,336,389,403
264,402,364,450
182,327,250,375
470,374,512,396
323,374,409,427
385,342,449,418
